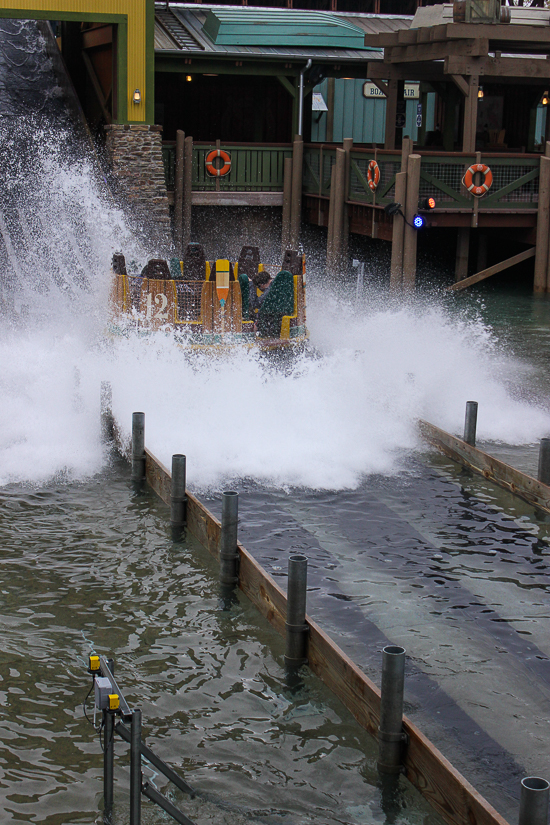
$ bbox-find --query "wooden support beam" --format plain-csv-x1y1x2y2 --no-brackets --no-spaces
403,154,421,291
81,49,111,124
331,148,346,276
384,78,404,150
535,150,550,292
450,74,469,97
455,227,470,282
367,61,446,82
371,79,389,97
462,76,479,154
390,171,407,293
419,419,550,516
447,246,536,291
445,55,550,79
386,38,488,64
277,75,296,98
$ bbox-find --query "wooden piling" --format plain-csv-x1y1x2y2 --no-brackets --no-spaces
401,136,413,173
290,135,304,249
455,228,470,283
390,171,407,293
174,130,185,257
331,148,346,277
282,156,293,256
534,145,550,293
183,136,193,251
342,138,353,260
326,163,337,273
402,154,421,292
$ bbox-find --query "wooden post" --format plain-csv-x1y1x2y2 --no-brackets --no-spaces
535,145,550,293
455,228,470,282
290,135,304,249
462,76,479,153
332,148,346,277
326,163,337,274
174,130,185,257
390,171,407,293
471,151,481,229
384,79,403,150
183,136,193,251
282,156,293,256
401,136,413,173
326,78,335,143
342,138,353,261
402,154,421,292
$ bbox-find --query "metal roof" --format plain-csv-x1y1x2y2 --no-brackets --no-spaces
154,4,412,61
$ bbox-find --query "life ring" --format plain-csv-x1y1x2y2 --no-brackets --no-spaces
367,160,380,192
205,149,231,177
463,163,493,197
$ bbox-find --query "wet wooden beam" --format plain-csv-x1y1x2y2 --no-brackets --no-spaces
447,246,535,291
418,420,550,515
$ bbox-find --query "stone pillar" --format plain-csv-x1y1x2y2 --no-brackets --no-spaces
104,124,171,245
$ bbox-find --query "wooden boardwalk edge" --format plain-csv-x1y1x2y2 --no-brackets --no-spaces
140,446,510,825
418,419,550,515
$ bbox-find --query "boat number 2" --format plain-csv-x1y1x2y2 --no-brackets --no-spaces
145,292,169,320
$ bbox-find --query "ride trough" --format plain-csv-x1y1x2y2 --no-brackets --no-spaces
109,244,308,351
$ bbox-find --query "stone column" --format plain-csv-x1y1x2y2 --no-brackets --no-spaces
104,124,171,246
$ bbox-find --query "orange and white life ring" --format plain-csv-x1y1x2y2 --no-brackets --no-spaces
463,163,493,197
367,160,380,192
205,149,231,177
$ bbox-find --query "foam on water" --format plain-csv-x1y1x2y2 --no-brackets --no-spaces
2,120,550,489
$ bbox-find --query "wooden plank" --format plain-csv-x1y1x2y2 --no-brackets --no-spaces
418,419,550,515
446,22,550,43
450,74,469,97
447,246,535,291
387,39,488,64
138,444,511,825
445,55,550,79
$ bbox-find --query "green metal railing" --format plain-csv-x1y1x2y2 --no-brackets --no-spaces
162,142,292,192
163,141,541,210
303,145,541,210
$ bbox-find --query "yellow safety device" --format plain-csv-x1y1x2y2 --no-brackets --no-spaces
89,655,100,673
108,694,120,711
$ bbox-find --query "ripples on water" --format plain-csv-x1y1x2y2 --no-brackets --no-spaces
0,462,441,825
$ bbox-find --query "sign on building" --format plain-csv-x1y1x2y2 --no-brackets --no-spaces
363,82,420,100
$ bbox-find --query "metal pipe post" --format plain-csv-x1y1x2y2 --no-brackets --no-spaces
464,401,478,446
378,645,406,774
131,412,145,484
103,709,115,823
171,454,187,537
297,59,312,137
285,554,309,665
219,491,239,585
519,777,550,825
100,382,113,442
130,708,142,825
538,438,550,485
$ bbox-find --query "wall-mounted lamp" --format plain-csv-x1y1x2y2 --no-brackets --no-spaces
133,88,141,104
543,92,549,106
477,87,484,100
186,75,192,82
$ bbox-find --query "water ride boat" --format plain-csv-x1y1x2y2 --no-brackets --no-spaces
109,244,308,351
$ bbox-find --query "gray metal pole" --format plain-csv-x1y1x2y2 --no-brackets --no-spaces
100,382,113,442
130,708,142,825
131,412,145,483
464,401,478,446
377,645,406,774
297,59,312,137
285,554,309,665
103,709,115,823
538,438,550,485
171,454,187,536
519,777,550,825
219,491,239,585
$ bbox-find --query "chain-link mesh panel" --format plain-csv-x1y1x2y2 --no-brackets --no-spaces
176,281,203,322
419,163,465,202
490,165,539,203
303,150,321,193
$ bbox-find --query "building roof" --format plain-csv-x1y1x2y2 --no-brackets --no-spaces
154,4,413,62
